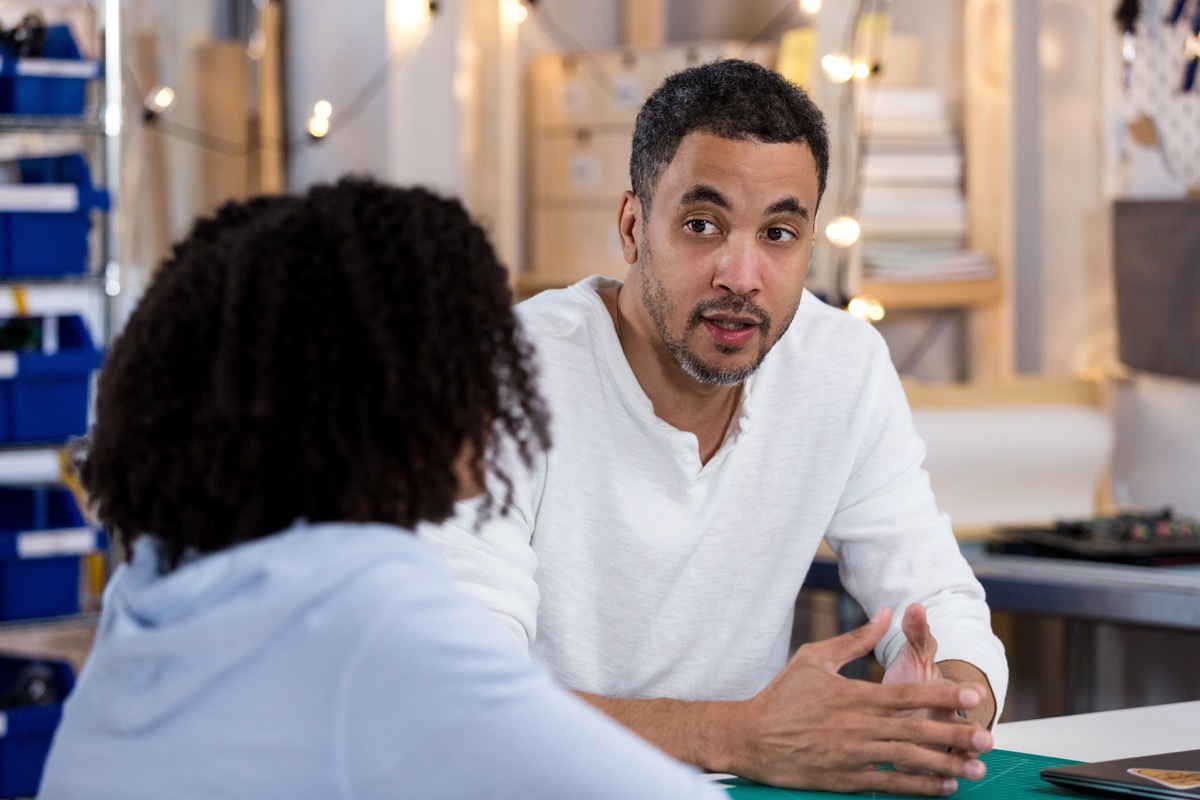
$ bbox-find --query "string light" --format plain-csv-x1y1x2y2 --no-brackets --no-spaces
824,215,861,248
390,0,436,28
821,52,855,84
847,296,885,323
307,100,333,139
142,84,175,122
505,0,529,24
144,85,175,115
799,0,822,13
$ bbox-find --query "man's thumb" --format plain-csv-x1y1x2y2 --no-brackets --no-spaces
800,606,891,673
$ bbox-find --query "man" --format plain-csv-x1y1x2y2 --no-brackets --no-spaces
425,59,1007,795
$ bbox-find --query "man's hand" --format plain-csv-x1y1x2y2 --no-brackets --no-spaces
883,603,998,729
578,608,993,796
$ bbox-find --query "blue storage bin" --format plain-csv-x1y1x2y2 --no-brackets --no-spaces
0,315,103,445
0,154,109,278
0,655,75,798
0,486,103,621
0,23,101,116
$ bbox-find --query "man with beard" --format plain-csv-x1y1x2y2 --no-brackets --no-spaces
425,59,1007,795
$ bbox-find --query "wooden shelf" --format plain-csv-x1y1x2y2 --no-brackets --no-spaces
857,276,1002,310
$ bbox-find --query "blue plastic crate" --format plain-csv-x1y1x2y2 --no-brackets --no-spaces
0,655,75,798
0,24,101,116
0,486,103,622
0,154,109,278
0,315,104,445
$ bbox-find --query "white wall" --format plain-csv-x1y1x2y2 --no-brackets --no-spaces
286,0,471,195
281,0,1133,380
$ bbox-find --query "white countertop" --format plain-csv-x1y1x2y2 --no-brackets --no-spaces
994,700,1200,762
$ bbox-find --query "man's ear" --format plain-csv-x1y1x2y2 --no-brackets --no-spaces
617,190,641,265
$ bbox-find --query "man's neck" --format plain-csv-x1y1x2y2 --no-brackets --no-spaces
600,284,743,465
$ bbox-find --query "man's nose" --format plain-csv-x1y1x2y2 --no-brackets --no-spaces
713,236,765,296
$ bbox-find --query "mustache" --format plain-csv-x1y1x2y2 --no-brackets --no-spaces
687,295,771,332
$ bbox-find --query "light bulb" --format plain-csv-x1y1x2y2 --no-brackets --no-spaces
506,0,529,23
847,296,885,323
313,100,333,119
799,0,822,13
144,85,175,114
821,52,854,84
825,215,861,248
852,58,872,80
390,0,432,28
307,114,331,139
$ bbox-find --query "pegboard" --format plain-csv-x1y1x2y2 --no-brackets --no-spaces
1126,0,1200,191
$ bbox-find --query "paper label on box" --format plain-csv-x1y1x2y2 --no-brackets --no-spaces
0,352,16,380
611,76,643,110
17,527,98,559
0,184,80,212
15,58,101,79
569,154,601,188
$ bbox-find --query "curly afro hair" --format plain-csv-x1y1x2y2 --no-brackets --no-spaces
83,178,550,570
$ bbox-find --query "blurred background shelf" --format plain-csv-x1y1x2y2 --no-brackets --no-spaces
858,276,1002,310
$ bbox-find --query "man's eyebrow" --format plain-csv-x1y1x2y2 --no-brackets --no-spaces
679,184,731,210
764,196,810,221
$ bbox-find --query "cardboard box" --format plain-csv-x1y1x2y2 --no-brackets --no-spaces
528,203,628,285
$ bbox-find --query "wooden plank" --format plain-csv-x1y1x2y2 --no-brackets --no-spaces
964,0,1015,382
255,0,286,194
622,0,664,48
902,375,1105,409
859,277,1002,309
134,33,171,264
194,41,249,216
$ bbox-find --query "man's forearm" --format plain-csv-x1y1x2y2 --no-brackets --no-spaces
573,691,746,774
937,660,997,729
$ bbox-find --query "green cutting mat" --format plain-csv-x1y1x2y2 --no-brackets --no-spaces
720,749,1083,799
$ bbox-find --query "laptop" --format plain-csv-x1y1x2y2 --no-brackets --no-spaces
1043,750,1200,800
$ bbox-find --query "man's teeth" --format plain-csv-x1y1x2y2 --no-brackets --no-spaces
712,319,747,330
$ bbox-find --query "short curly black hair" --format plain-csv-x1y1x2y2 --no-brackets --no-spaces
82,179,550,570
630,58,830,213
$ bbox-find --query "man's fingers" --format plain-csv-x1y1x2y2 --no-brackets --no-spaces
875,680,987,715
797,607,892,672
875,710,994,755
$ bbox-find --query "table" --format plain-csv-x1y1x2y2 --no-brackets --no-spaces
803,544,1200,714
805,543,1200,632
995,700,1200,761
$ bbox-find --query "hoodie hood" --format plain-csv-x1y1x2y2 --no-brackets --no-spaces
83,521,426,733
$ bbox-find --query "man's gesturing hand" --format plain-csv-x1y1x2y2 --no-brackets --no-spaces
883,603,998,730
727,607,992,796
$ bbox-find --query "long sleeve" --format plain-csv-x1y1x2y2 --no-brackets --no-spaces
823,350,1009,717
334,563,725,800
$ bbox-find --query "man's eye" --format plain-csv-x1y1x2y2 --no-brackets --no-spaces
765,227,796,242
686,219,718,235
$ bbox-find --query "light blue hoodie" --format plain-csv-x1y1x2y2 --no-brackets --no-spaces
39,521,724,799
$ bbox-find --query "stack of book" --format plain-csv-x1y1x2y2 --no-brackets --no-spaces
857,85,993,282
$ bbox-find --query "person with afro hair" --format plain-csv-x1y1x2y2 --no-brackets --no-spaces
39,179,726,800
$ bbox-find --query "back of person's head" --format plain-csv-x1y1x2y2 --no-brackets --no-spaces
630,58,830,212
83,179,549,570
